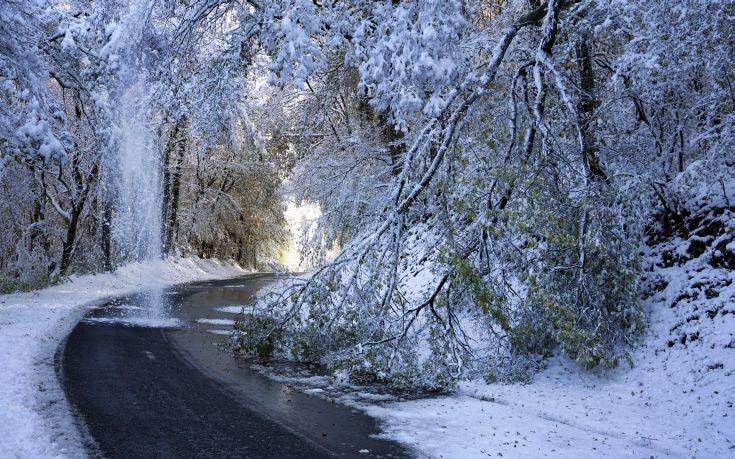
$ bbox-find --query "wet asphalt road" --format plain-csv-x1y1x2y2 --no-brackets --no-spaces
58,274,407,458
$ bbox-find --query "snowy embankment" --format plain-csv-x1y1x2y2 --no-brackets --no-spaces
0,257,247,458
249,202,734,457
365,200,735,457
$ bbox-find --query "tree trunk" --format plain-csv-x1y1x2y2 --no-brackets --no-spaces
58,205,81,277
161,124,174,251
576,35,607,182
162,117,187,254
101,199,112,271
166,123,186,253
56,161,99,278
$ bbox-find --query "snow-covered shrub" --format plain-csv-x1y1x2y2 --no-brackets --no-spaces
232,313,278,361
517,192,643,369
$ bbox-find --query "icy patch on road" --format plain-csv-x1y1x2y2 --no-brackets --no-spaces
196,318,236,326
206,329,232,335
108,303,144,310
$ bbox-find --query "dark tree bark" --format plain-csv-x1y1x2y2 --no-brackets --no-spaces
378,112,406,176
58,207,81,277
576,34,608,183
161,117,187,254
101,199,112,271
161,124,174,247
356,94,406,177
166,125,186,252
57,161,99,277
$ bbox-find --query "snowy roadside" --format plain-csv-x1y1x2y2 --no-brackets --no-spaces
242,206,734,458
249,285,733,458
0,257,248,458
363,235,734,458
364,341,733,459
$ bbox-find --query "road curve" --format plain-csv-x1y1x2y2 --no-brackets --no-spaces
57,275,407,458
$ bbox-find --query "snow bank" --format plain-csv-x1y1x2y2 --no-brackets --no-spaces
0,257,247,458
246,199,734,457
364,201,735,457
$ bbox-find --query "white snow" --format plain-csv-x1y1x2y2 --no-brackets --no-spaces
215,306,245,314
362,207,735,458
354,392,395,402
303,388,325,395
0,257,247,458
366,319,733,458
196,318,236,326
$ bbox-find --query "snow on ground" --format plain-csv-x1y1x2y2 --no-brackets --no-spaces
363,204,735,458
215,305,247,314
196,318,236,325
0,257,247,458
248,202,734,458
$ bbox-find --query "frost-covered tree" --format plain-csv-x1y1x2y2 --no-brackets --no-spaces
0,0,291,286
220,0,734,389
0,0,114,280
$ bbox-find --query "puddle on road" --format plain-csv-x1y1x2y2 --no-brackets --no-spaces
82,316,183,328
68,275,408,457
